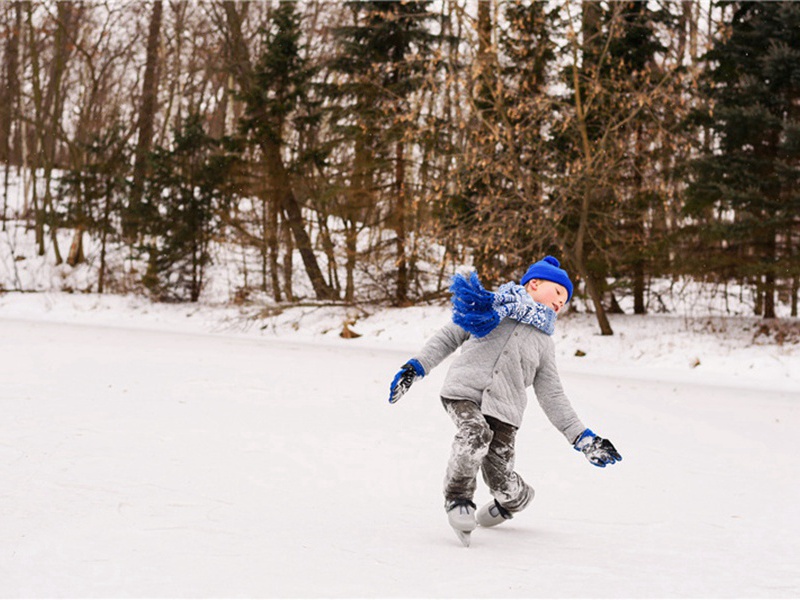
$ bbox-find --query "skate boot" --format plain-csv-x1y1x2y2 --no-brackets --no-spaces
476,499,513,528
446,499,476,547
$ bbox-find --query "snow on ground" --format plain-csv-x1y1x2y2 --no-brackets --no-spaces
1,292,799,598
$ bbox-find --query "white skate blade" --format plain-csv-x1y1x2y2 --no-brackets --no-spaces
453,527,471,547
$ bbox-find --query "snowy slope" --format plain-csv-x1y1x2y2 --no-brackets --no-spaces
1,297,799,598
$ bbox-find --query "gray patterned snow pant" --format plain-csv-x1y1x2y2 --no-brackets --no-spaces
442,398,534,514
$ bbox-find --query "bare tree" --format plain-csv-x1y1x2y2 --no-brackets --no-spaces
25,2,83,262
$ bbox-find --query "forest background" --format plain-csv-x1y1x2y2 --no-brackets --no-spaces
1,0,799,337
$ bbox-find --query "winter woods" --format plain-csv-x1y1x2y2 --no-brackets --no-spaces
1,1,798,326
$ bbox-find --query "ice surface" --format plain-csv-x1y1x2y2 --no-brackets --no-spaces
1,297,799,597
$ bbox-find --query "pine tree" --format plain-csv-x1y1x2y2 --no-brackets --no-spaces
329,1,439,305
603,1,676,315
687,1,800,318
58,122,130,293
236,2,318,302
143,113,235,302
223,0,338,301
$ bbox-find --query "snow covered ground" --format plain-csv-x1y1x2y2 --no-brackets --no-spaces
1,292,799,598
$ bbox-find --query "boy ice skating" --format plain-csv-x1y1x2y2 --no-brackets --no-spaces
388,256,621,546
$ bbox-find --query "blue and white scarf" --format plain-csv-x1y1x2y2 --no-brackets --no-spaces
450,272,557,338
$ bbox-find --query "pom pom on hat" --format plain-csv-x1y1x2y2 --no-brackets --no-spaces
520,256,574,301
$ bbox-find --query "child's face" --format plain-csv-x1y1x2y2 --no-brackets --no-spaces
525,279,568,314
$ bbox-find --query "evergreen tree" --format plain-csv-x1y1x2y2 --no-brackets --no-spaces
58,122,131,293
239,3,311,147
687,1,800,318
328,1,439,305
224,0,337,301
236,1,319,302
143,113,235,302
602,1,675,315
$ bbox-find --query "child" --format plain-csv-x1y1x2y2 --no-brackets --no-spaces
388,256,621,546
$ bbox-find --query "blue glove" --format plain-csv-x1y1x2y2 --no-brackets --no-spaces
574,429,622,467
388,359,425,404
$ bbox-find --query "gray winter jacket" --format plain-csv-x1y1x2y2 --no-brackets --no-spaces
413,319,586,443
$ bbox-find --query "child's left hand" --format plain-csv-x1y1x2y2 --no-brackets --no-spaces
573,429,622,467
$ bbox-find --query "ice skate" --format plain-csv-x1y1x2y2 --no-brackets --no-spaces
476,499,513,528
446,499,476,547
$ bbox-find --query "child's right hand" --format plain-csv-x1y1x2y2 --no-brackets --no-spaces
388,359,425,404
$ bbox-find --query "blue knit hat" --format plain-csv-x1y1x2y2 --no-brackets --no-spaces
520,256,574,301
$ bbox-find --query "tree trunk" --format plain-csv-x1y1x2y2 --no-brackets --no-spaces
282,214,294,303
763,227,776,319
475,0,493,113
0,2,21,166
24,3,53,259
41,2,80,266
632,125,647,315
566,244,614,334
763,272,776,319
633,260,646,315
316,210,338,294
581,258,614,335
262,141,337,300
98,183,113,294
564,1,613,335
42,3,78,169
157,1,186,149
394,140,408,305
66,227,84,267
127,0,162,241
471,0,494,281
1,2,21,230
572,187,613,335
344,219,357,304
265,193,281,302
